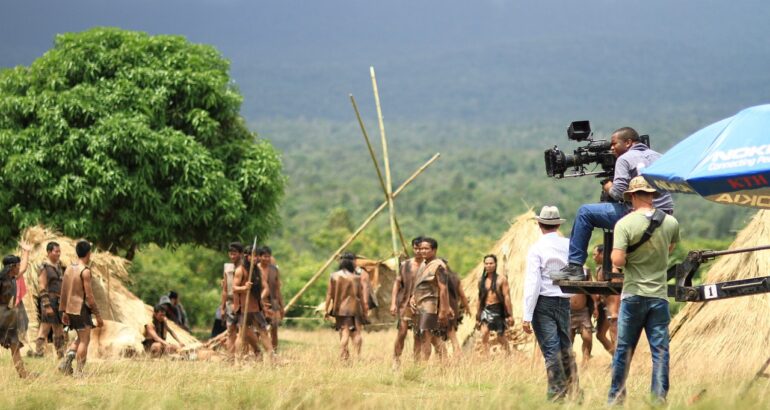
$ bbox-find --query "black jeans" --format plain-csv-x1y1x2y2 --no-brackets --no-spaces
531,296,578,400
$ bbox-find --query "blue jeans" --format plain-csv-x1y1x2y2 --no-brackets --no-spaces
568,202,629,265
531,296,578,400
608,295,670,404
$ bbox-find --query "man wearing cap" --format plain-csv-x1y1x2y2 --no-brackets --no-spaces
522,206,578,401
607,176,679,405
555,127,674,281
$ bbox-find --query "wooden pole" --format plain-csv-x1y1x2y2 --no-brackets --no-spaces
284,153,441,312
237,236,258,352
349,94,410,256
370,66,399,259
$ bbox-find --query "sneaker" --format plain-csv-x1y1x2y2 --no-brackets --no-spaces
550,264,586,281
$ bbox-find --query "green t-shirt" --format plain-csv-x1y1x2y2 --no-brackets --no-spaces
613,210,680,299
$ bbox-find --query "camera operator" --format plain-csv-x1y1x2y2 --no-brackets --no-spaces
553,127,674,280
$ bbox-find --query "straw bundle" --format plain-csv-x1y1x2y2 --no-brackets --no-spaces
457,211,542,351
668,210,770,378
19,226,199,358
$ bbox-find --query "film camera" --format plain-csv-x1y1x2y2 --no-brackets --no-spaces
544,121,649,180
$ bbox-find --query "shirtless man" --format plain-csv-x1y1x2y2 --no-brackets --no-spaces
595,244,619,354
592,245,615,354
569,268,594,365
58,240,104,377
411,237,453,361
233,247,274,360
325,252,370,361
31,241,66,358
476,254,514,355
0,242,34,378
143,305,185,357
390,237,423,367
258,246,284,351
445,263,471,358
220,242,243,359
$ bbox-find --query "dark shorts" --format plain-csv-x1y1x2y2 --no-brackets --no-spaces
480,303,507,334
67,304,94,331
233,311,268,330
40,296,63,325
597,302,607,325
334,316,361,332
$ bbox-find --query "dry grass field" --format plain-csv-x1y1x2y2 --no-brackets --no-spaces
2,327,770,409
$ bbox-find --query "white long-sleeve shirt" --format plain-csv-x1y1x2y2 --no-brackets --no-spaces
522,232,571,322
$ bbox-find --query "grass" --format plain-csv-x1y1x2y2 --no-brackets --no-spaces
1,328,769,409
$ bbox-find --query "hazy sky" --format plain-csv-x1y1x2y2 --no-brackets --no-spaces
3,1,770,123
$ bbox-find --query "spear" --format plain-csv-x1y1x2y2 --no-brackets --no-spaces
237,236,258,352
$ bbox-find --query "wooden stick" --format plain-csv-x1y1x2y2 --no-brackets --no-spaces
236,236,258,352
284,153,441,312
349,94,409,256
370,67,400,259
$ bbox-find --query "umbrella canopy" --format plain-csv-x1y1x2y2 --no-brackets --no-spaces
643,104,770,208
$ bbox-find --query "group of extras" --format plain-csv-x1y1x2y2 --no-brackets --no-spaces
2,127,679,404
325,127,680,405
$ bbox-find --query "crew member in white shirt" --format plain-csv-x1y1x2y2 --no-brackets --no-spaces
522,205,579,401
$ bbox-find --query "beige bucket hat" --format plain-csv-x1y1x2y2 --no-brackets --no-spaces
535,205,566,225
623,176,661,202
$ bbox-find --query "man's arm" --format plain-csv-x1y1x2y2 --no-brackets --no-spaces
611,249,627,271
38,266,54,316
437,267,453,321
360,270,370,317
232,266,251,292
145,324,169,346
501,276,514,325
521,250,541,333
324,276,334,318
608,156,632,201
220,272,227,311
82,268,103,327
18,241,32,275
275,268,285,317
167,324,184,346
390,266,403,316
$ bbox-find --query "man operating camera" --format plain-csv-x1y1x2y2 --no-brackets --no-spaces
553,127,674,280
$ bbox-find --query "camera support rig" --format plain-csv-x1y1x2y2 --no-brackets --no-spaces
555,244,770,302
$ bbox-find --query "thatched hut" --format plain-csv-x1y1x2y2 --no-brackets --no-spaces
668,210,770,378
457,211,542,352
19,226,199,358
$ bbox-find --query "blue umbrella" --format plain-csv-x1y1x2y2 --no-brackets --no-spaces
643,104,770,208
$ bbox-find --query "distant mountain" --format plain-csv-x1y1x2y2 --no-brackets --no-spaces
2,0,770,125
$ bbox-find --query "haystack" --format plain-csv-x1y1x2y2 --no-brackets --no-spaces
457,211,542,351
19,226,199,358
667,210,770,378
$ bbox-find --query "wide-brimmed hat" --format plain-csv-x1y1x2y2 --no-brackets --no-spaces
623,176,661,202
535,206,566,225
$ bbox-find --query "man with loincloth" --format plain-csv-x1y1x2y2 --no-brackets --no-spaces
592,244,615,354
0,242,34,378
220,242,243,359
569,267,594,366
233,246,274,360
444,261,471,358
389,236,423,367
325,252,370,361
476,254,514,355
30,241,67,358
411,237,453,361
143,304,185,357
58,240,104,377
258,246,284,351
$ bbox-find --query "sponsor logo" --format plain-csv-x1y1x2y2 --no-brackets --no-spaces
703,144,770,171
714,193,770,207
726,174,769,190
652,180,695,193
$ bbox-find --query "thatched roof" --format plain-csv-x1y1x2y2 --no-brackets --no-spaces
668,210,770,377
20,226,199,358
457,211,542,350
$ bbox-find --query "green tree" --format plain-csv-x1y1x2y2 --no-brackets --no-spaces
0,28,285,257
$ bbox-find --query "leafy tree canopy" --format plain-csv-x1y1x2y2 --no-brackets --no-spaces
0,28,285,257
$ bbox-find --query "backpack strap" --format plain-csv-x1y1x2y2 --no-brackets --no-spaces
627,209,666,253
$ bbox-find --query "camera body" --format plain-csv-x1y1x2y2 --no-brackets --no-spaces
544,121,649,180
